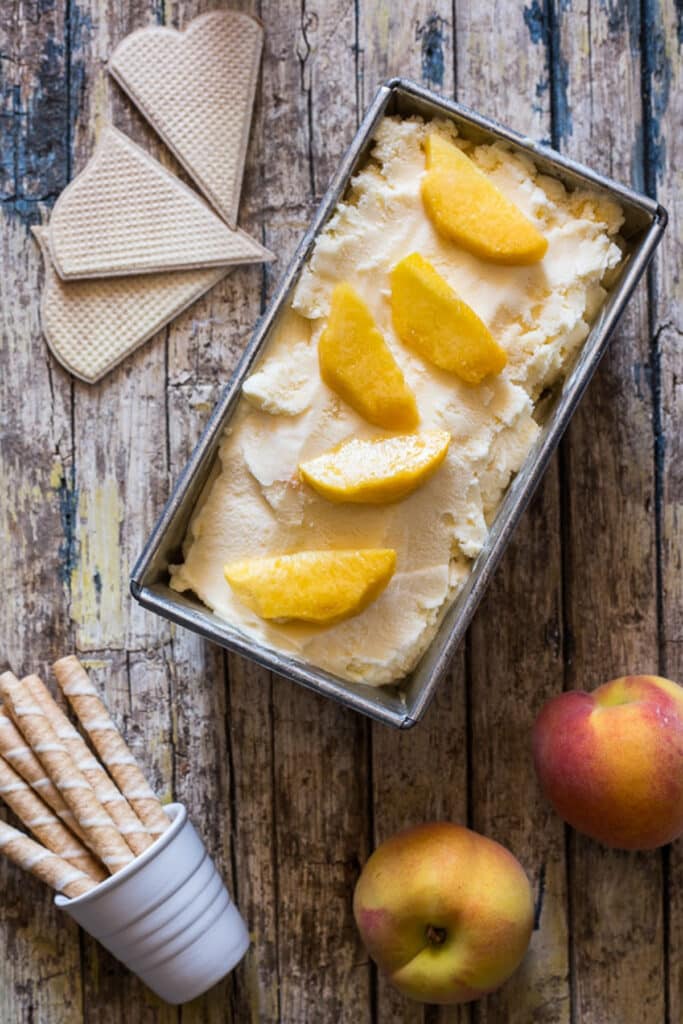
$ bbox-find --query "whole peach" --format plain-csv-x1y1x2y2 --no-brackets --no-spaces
353,822,533,1005
533,675,683,849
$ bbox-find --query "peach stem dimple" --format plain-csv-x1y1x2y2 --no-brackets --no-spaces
425,924,447,945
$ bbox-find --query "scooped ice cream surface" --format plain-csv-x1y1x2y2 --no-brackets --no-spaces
170,115,623,685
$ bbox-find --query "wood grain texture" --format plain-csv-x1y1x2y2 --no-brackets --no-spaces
558,1,666,1021
357,6,470,1024
0,1,680,1022
457,5,571,1021
64,2,178,1019
259,4,372,1022
646,2,683,1020
0,2,84,1022
163,2,262,1021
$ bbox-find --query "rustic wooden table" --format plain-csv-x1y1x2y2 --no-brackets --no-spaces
1,1,681,1021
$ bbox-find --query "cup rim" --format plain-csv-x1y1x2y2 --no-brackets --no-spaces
55,802,186,909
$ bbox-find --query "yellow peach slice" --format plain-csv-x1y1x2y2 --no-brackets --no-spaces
299,430,450,504
390,253,507,384
224,549,397,625
318,283,419,430
421,134,548,265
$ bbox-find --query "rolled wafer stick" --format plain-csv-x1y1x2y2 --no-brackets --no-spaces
0,672,134,874
0,753,106,881
0,703,86,841
0,818,96,898
25,675,152,856
54,657,170,837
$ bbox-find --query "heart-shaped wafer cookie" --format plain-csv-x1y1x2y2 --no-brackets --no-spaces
33,227,229,383
48,126,272,280
109,11,263,228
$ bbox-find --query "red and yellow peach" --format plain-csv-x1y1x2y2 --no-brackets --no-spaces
353,822,533,1005
532,675,683,850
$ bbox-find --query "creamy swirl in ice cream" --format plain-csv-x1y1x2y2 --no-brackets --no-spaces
170,115,623,685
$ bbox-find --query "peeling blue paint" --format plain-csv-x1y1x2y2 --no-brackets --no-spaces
632,360,652,402
533,861,546,930
599,0,641,55
57,466,79,587
524,1,546,44
553,55,573,144
532,75,549,117
417,15,446,89
0,3,90,225
67,3,91,153
522,1,572,146
642,0,672,187
677,0,683,46
631,122,646,193
654,419,666,467
1,37,66,224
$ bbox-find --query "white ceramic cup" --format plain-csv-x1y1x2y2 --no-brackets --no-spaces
55,803,249,1004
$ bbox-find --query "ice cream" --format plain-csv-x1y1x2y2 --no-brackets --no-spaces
170,115,624,686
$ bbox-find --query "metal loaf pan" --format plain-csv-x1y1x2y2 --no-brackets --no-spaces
131,78,667,729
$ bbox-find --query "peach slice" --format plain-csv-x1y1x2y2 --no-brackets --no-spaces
300,430,450,504
224,549,397,625
318,283,419,430
421,134,548,265
390,253,507,384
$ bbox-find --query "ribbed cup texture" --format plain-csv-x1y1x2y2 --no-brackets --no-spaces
56,804,249,1004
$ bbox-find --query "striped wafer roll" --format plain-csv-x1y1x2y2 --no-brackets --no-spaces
0,819,96,898
53,657,169,837
0,702,85,841
25,675,152,856
0,672,134,874
0,754,106,881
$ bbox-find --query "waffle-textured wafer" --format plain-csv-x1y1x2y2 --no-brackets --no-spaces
26,675,152,856
0,703,84,839
0,819,96,899
48,125,273,279
109,10,263,228
0,673,134,874
53,657,170,838
33,227,229,384
0,754,106,881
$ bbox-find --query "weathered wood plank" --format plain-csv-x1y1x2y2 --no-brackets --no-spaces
162,3,280,1019
643,2,683,1021
165,383,237,1024
225,654,280,1024
456,4,570,1022
152,5,259,1020
63,1,179,1018
258,4,372,1021
356,6,470,1023
456,0,552,141
558,1,665,1021
160,1,306,1019
0,1,84,1019
359,1,454,101
372,681,470,1024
